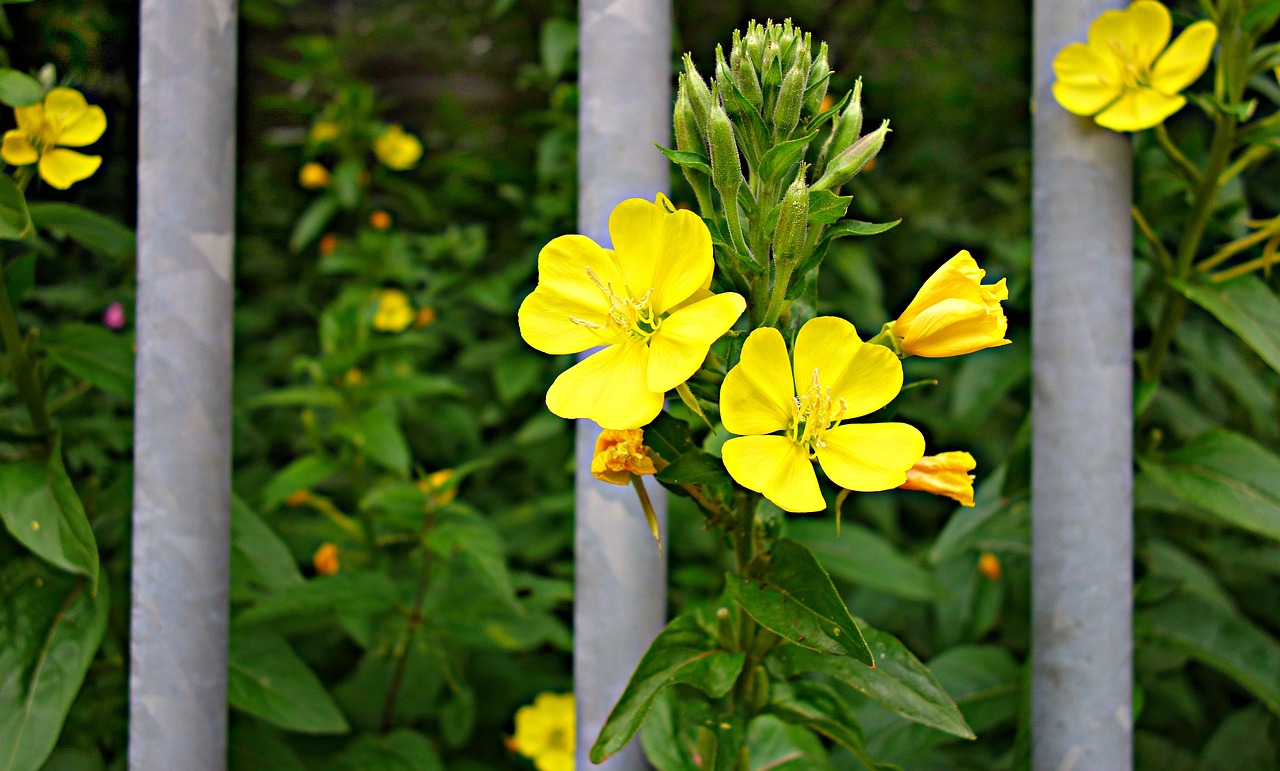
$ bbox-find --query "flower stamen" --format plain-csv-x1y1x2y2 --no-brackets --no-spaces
788,368,848,458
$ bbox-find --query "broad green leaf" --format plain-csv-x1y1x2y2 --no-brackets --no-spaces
0,561,108,771
758,130,819,184
1136,594,1280,717
40,323,134,398
230,496,304,600
1197,706,1277,771
330,160,362,209
234,573,398,626
1138,428,1280,542
227,629,350,734
655,450,732,486
929,468,1027,564
746,714,836,771
5,253,34,306
1173,275,1280,376
639,689,698,771
644,411,696,464
788,519,934,602
540,17,578,79
0,174,31,239
228,719,306,771
0,69,42,107
807,189,852,224
289,194,339,253
726,538,873,664
821,218,901,242
924,645,1020,733
777,626,974,739
654,144,711,176
334,730,444,771
439,687,476,749
427,512,522,614
38,748,106,771
27,204,135,258
260,454,342,510
590,614,745,763
346,406,410,474
0,454,98,583
767,678,866,754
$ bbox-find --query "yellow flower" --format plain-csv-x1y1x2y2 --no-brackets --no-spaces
720,316,925,513
518,194,746,429
416,469,458,508
1052,0,1217,132
313,543,340,576
373,289,414,332
512,693,574,771
892,251,1010,358
978,552,1002,581
370,209,392,230
591,428,657,485
374,124,423,170
298,161,330,189
899,451,976,507
1,87,106,190
310,120,341,143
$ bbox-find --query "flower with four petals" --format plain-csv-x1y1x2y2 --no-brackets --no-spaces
1,87,106,189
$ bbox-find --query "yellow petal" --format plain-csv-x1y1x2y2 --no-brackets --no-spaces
1052,42,1123,116
720,327,795,436
646,291,745,393
817,423,925,492
1149,20,1217,95
1094,86,1185,132
56,104,107,147
518,234,623,354
897,251,986,327
1,129,37,165
43,88,89,126
722,435,825,513
38,148,101,189
792,316,904,419
898,297,1010,358
14,102,42,135
608,197,712,315
1087,0,1170,69
546,343,664,429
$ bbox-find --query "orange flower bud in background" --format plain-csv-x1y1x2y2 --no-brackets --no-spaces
417,469,458,508
344,368,364,386
369,209,392,230
414,307,437,327
899,451,977,507
286,489,311,507
591,429,657,486
298,161,330,189
318,232,339,255
313,542,340,576
978,552,1002,581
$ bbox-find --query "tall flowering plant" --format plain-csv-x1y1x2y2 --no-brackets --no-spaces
519,20,1009,768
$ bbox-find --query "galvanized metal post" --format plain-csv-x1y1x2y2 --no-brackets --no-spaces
576,1,672,767
130,0,237,768
1032,2,1133,769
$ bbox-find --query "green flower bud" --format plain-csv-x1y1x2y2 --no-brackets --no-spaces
773,166,809,265
745,22,764,69
749,665,770,713
805,42,830,115
714,45,739,117
708,98,745,198
674,77,704,155
829,77,864,159
683,53,712,133
735,47,763,112
773,62,805,140
762,40,783,92
813,119,888,192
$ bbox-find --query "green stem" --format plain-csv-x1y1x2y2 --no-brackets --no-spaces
379,505,439,734
0,261,52,444
1154,123,1199,183
760,258,796,328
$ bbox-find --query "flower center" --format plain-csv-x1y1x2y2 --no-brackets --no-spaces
1107,40,1151,90
569,265,661,344
787,368,848,458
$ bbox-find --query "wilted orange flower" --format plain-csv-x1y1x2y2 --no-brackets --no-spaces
591,428,657,486
370,210,392,230
313,542,340,575
978,552,1002,581
899,451,976,507
414,307,437,327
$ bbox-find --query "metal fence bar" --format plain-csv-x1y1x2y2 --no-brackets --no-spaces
576,0,672,767
1031,1,1133,769
130,0,237,767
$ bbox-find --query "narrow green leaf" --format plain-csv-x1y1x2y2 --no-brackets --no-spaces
726,538,873,664
227,629,350,734
788,519,934,602
590,614,745,763
346,406,410,474
0,454,98,584
758,130,819,184
654,143,711,176
0,173,31,239
27,204,135,257
330,160,362,209
245,385,345,410
289,194,339,253
41,323,134,398
822,218,901,242
1172,275,1280,376
260,455,342,510
0,69,42,107
231,496,304,600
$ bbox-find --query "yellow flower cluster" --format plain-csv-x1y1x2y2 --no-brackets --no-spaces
2,87,106,189
511,693,574,771
374,124,423,170
373,289,415,332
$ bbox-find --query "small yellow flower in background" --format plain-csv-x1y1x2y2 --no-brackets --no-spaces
519,193,746,430
344,368,364,386
417,469,458,508
1052,0,1217,132
591,429,657,486
310,120,341,143
286,489,311,507
313,542,340,576
369,209,392,230
899,451,977,507
414,307,437,328
512,693,574,771
1,87,106,189
978,551,1002,581
318,232,339,255
374,123,424,170
891,251,1010,358
298,161,330,189
720,316,925,513
373,289,415,332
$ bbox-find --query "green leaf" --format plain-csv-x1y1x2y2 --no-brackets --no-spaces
1172,275,1280,376
227,629,350,734
5,253,34,306
540,18,578,79
0,561,108,771
1138,428,1280,542
0,454,98,584
260,455,342,510
289,194,339,253
807,189,852,224
0,69,42,107
427,512,522,614
654,144,711,176
1197,706,1277,771
590,614,745,763
334,730,444,771
777,626,974,740
746,714,836,770
0,173,31,239
228,719,306,771
655,450,732,486
767,678,866,755
758,130,819,184
346,406,411,474
725,538,873,664
644,411,696,464
330,160,362,209
41,323,134,398
234,573,398,626
27,204,135,258
231,496,304,600
787,519,934,602
1136,594,1280,717
245,385,344,410
822,218,902,242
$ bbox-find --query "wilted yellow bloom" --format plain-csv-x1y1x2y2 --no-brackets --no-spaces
298,161,330,189
310,120,341,143
721,317,925,513
519,194,745,429
373,289,414,332
512,693,574,771
374,124,423,170
591,429,657,486
1052,0,1216,132
417,469,458,507
899,451,976,507
892,251,1009,358
313,542,340,575
369,209,392,230
978,552,1002,581
1,87,105,189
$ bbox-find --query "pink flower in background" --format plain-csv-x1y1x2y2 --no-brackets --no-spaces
103,301,126,330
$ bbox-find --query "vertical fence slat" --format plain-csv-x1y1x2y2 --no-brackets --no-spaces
576,1,672,767
1032,2,1134,769
130,0,237,767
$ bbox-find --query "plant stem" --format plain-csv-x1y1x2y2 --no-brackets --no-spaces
760,258,796,328
379,506,438,734
0,261,52,446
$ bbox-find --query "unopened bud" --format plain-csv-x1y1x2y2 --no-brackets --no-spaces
708,99,744,197
683,54,712,133
773,65,805,140
714,45,739,116
745,22,764,69
735,48,763,112
805,43,830,115
715,606,735,648
762,41,782,91
829,78,864,159
675,79,704,155
773,167,809,265
814,119,887,192
749,665,770,712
